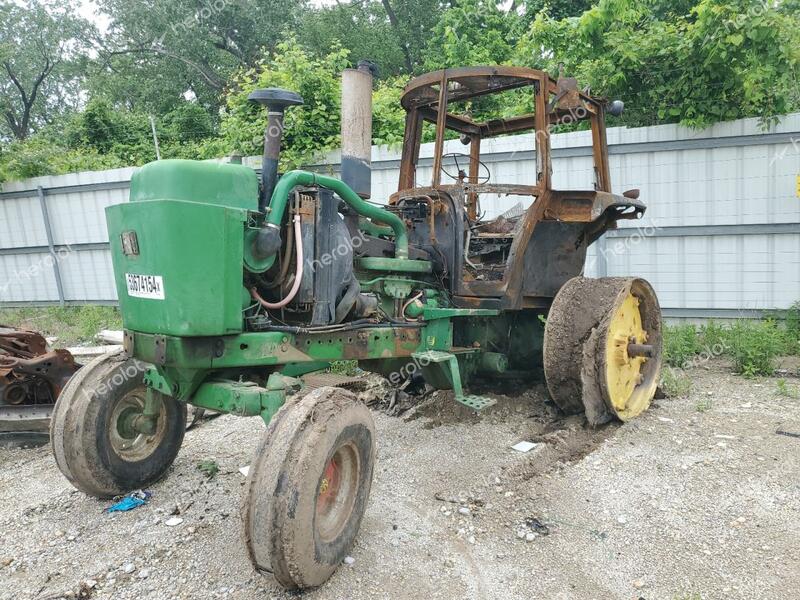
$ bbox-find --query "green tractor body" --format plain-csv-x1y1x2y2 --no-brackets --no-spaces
55,65,664,591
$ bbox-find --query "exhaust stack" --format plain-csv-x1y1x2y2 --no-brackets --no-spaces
341,61,375,199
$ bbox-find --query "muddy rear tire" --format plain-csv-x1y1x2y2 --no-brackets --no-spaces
50,349,186,498
243,386,376,590
544,276,662,424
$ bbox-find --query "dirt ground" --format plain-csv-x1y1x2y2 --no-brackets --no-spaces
1,361,799,600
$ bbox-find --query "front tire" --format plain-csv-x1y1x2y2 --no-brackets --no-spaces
243,386,376,590
50,349,186,498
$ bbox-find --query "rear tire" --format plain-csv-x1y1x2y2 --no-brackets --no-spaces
50,349,186,498
243,386,376,590
543,276,662,424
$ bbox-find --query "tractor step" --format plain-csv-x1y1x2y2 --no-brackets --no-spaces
411,351,496,411
457,395,496,411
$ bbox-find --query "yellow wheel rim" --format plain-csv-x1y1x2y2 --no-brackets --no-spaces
604,292,655,419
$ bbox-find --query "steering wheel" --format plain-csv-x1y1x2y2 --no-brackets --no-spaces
440,152,491,184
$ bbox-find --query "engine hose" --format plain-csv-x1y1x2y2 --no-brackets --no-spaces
263,211,295,289
334,277,361,324
267,170,409,259
401,291,424,321
251,215,303,309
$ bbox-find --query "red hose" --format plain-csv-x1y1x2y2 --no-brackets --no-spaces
251,216,304,309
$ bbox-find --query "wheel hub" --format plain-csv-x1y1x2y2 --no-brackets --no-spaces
316,443,359,543
606,292,649,409
108,391,168,461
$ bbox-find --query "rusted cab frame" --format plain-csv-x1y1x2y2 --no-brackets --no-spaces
391,66,646,309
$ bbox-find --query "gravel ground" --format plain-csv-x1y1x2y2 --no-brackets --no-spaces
1,362,799,600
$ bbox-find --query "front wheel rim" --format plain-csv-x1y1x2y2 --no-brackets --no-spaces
316,442,360,543
108,390,168,462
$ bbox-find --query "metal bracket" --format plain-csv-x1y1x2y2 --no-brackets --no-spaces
153,335,167,365
412,350,496,411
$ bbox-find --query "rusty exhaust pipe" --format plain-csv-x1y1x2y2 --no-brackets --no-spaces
341,60,376,199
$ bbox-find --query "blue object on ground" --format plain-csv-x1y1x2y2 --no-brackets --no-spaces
105,490,152,513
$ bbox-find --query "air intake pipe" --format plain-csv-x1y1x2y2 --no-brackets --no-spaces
341,61,376,199
249,169,410,272
248,88,304,211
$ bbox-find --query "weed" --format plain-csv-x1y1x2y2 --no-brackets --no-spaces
786,301,800,337
695,397,713,413
698,320,727,350
663,324,700,368
776,378,800,399
329,360,358,376
197,460,219,479
781,301,800,355
660,367,692,398
727,319,781,377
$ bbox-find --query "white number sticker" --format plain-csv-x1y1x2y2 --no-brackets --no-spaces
125,273,165,300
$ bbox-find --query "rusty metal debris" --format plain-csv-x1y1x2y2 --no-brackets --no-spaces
0,325,79,444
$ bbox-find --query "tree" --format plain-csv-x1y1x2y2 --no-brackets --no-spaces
300,1,413,78
423,0,523,71
301,0,444,77
92,0,304,114
516,0,800,127
0,0,93,140
522,0,593,20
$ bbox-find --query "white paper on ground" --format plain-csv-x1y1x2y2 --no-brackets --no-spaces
511,441,538,453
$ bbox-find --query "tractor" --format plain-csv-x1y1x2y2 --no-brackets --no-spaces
51,65,662,590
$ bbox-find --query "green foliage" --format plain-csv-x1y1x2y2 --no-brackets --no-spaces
0,136,126,181
523,0,594,21
65,99,155,159
371,79,407,147
663,324,700,368
663,314,798,378
162,103,215,143
695,396,713,413
215,41,409,168
660,366,692,398
727,319,782,377
697,320,728,352
197,459,219,479
93,0,302,113
2,0,800,183
775,379,800,399
329,360,359,376
0,96,224,181
300,0,442,77
0,305,122,346
784,301,800,355
423,0,524,71
517,0,800,127
0,0,94,140
217,40,350,168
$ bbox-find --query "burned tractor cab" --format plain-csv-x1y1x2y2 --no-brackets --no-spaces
390,66,645,310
